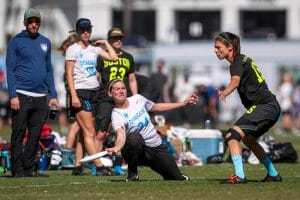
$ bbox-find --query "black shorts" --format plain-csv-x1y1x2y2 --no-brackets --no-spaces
75,89,100,113
95,100,113,132
235,101,281,137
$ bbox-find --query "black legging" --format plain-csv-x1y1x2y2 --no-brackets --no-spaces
121,133,185,180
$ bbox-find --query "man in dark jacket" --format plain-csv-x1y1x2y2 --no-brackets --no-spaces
6,8,60,178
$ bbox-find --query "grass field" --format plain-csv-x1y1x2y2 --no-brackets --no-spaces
1,125,300,200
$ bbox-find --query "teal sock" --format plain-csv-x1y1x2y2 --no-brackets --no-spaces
262,157,278,176
232,155,245,179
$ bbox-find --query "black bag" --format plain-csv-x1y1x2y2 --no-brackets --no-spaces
207,154,224,164
268,142,298,163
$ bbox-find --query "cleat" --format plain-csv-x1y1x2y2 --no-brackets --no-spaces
96,166,112,176
182,174,190,181
126,172,139,182
72,166,87,176
220,174,247,184
261,174,282,182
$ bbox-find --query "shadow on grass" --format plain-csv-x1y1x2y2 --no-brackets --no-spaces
0,175,12,178
110,179,165,182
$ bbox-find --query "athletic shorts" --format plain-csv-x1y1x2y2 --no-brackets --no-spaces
94,100,113,132
75,89,100,113
235,101,281,138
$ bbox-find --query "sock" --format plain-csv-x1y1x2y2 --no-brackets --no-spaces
232,155,245,179
262,157,278,177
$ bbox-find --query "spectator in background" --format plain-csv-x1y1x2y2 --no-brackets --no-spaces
6,8,60,177
95,27,138,175
58,34,81,147
65,18,118,176
196,84,219,128
128,73,159,103
277,73,294,134
58,34,86,175
292,79,300,136
0,56,10,141
174,73,195,127
163,67,177,103
150,59,168,103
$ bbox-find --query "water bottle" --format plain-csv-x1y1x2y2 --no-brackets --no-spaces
184,137,191,152
38,153,48,171
0,166,6,174
66,92,75,120
205,119,212,129
1,150,11,170
49,105,58,120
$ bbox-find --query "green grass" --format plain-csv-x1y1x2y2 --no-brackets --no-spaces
0,163,299,200
1,125,300,200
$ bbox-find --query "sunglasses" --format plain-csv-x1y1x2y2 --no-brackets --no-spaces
109,36,123,41
78,27,92,33
26,18,41,25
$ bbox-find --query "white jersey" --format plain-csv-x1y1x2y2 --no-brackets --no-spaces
111,94,162,147
65,43,101,89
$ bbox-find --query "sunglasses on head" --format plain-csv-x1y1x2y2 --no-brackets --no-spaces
26,18,41,25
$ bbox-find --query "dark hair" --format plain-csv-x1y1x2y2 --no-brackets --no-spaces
215,32,241,57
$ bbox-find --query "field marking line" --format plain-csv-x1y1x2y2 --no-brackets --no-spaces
0,180,111,189
0,175,299,189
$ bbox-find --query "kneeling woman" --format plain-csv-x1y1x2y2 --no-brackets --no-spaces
106,79,198,181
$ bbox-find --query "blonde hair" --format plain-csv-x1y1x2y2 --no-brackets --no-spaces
107,79,123,93
58,34,79,56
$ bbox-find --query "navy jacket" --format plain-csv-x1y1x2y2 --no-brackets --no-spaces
6,30,57,98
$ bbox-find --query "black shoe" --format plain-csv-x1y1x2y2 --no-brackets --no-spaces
126,172,139,182
181,174,190,181
220,174,247,184
72,166,87,176
261,174,282,182
96,166,112,176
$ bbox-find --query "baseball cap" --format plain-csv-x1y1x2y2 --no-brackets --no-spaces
69,18,93,33
107,27,124,39
24,8,41,20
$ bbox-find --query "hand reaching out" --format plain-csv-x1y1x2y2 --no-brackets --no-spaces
184,94,199,106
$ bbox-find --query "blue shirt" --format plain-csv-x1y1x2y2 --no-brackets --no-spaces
6,30,57,98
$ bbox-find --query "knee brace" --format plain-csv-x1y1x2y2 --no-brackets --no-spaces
224,128,242,144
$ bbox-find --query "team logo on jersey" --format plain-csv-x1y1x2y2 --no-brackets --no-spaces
40,43,48,52
79,52,84,59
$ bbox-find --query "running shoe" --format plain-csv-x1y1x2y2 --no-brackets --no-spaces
220,174,247,184
72,166,87,176
126,172,139,182
182,174,190,180
261,174,282,182
96,166,112,176
113,166,126,175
